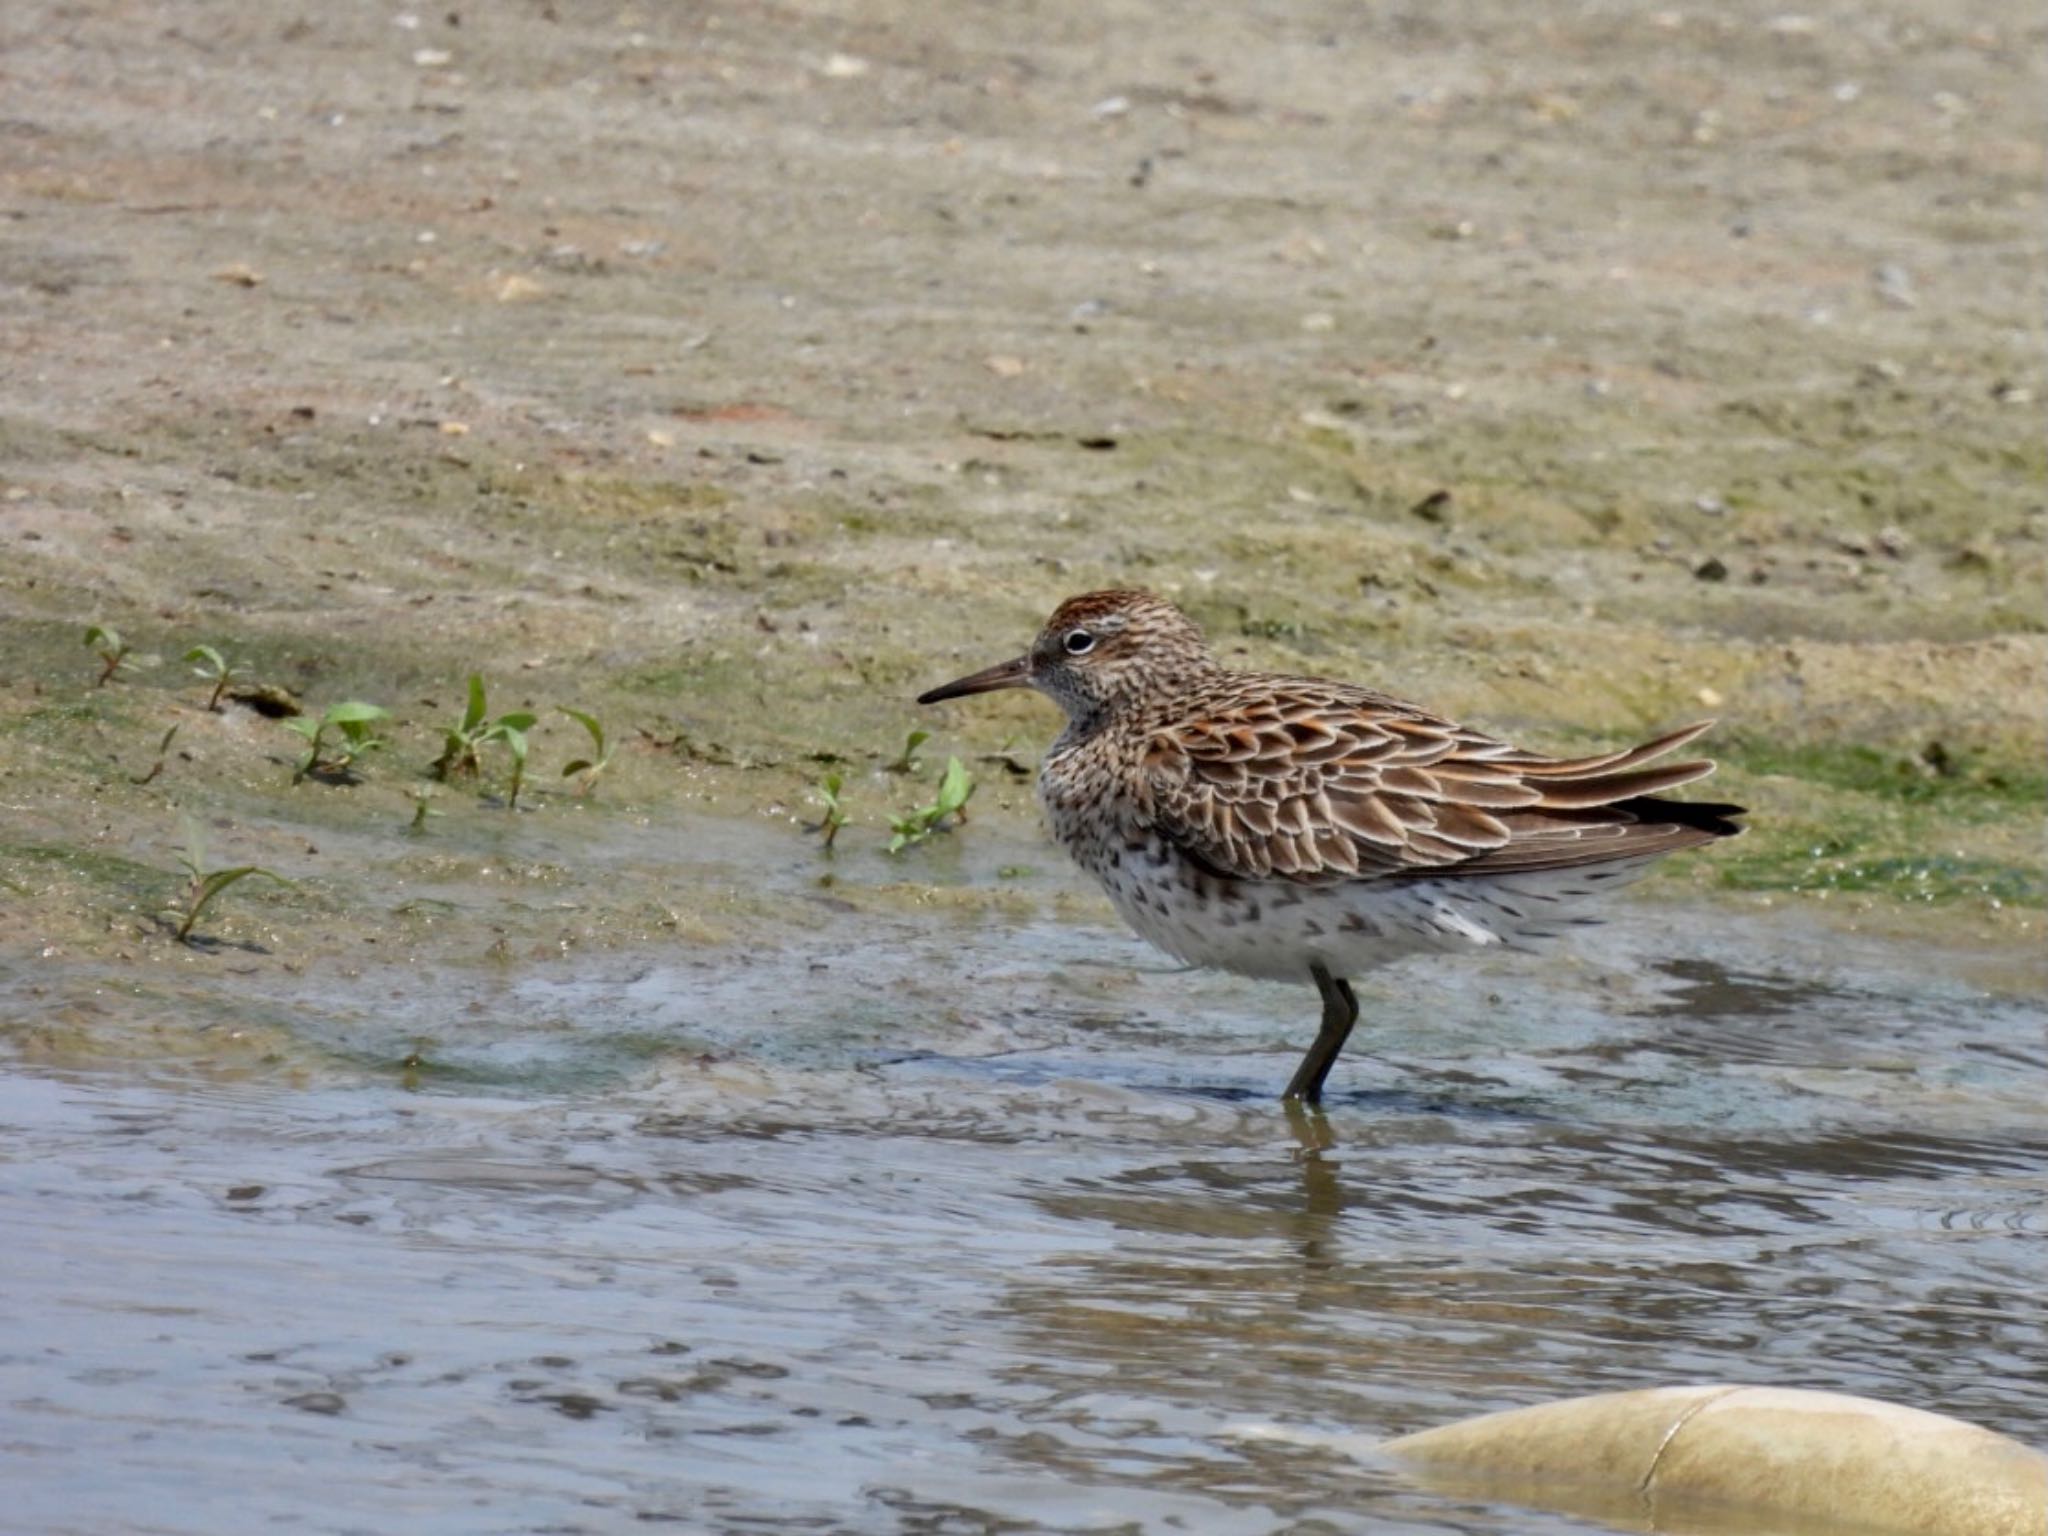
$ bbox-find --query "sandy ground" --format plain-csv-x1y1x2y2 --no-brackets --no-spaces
0,0,2042,989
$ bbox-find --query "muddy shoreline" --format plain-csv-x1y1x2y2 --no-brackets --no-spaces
4,1,2043,1003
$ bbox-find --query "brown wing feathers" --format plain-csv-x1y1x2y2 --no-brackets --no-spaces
1489,721,1719,809
1148,691,1743,885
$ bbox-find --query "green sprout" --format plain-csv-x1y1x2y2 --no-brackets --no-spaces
813,770,849,851
85,624,131,687
887,756,975,854
558,707,616,796
283,701,390,783
494,715,533,809
161,817,291,944
130,724,180,786
434,675,536,804
886,728,930,774
184,644,238,712
407,785,443,832
433,674,494,780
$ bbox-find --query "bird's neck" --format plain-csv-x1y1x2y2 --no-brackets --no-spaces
1054,653,1219,733
1050,702,1114,752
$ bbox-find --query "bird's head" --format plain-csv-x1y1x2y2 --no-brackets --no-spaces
917,589,1216,723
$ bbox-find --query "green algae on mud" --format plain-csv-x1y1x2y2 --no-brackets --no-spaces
1725,740,2046,809
1709,739,2048,908
1723,850,2043,907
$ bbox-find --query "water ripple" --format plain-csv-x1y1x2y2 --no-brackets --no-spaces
4,887,2045,1533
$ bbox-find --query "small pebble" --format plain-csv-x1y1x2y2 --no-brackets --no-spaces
1872,263,1917,309
493,274,545,303
1410,489,1452,523
1693,556,1729,582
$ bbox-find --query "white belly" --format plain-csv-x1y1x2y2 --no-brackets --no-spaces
1089,838,1657,984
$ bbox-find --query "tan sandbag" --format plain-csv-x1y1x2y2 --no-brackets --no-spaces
1382,1385,2047,1536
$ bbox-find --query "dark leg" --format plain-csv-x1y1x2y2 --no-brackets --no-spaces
1283,963,1359,1103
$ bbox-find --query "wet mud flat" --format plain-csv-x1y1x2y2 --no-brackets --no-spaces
5,816,2047,1534
1,0,2045,1530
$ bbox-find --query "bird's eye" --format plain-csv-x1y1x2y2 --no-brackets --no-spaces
1063,629,1096,656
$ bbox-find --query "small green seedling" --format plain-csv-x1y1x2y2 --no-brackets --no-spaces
886,728,930,774
162,818,291,944
284,701,390,783
813,770,849,851
184,644,238,712
557,707,616,796
494,715,533,808
407,785,443,831
130,724,180,786
85,624,131,687
887,755,975,854
434,674,494,780
435,675,535,804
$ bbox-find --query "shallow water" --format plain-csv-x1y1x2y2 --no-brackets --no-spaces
4,818,2045,1535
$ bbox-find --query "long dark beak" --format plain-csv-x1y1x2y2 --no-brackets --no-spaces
917,654,1031,705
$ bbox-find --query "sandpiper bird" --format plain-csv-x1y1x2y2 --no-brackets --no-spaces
917,590,1744,1102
